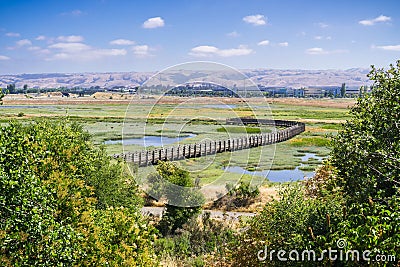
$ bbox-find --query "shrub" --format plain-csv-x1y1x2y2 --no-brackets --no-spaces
148,161,204,236
229,184,344,266
212,181,260,210
0,119,157,266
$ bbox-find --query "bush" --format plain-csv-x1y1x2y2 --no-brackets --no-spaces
155,212,235,266
211,181,260,210
0,119,157,266
148,161,204,236
328,62,400,263
230,184,344,266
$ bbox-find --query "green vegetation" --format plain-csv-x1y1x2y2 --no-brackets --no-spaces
148,161,204,236
216,126,262,134
227,62,400,266
0,120,157,266
3,62,399,265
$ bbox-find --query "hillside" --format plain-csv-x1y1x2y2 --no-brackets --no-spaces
0,68,371,89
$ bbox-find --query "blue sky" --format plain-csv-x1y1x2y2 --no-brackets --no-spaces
0,0,399,74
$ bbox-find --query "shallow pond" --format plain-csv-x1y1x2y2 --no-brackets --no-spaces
224,153,325,182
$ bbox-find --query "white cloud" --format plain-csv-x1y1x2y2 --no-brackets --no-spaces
16,39,32,46
257,40,270,46
317,22,329,28
0,55,10,60
306,47,348,55
297,31,307,37
278,42,289,47
359,15,391,26
306,47,326,55
47,42,126,60
27,46,42,51
35,35,46,41
375,44,400,51
227,31,240,37
143,17,165,29
49,42,90,52
6,32,20,37
110,39,135,45
57,35,84,42
243,14,267,26
189,45,253,57
314,36,332,40
132,45,151,57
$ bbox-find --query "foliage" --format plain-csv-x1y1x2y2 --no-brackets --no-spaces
211,181,260,210
328,61,400,262
156,212,235,266
148,161,204,236
216,126,262,134
228,61,400,266
0,119,157,266
229,184,344,266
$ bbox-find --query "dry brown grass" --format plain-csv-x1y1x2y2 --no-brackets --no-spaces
3,94,355,108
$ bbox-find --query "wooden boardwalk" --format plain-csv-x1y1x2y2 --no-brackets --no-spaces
114,118,305,166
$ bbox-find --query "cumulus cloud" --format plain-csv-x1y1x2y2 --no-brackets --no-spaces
6,32,20,37
57,35,84,42
143,17,165,29
375,44,400,51
35,35,46,41
317,22,329,28
47,42,126,60
110,39,135,45
27,46,42,51
16,39,32,47
189,45,253,57
359,15,391,26
257,40,270,46
306,47,348,55
314,36,332,40
227,31,240,37
132,45,152,57
243,14,267,26
0,55,10,60
278,42,289,47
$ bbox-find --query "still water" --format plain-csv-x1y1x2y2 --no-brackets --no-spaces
224,153,325,182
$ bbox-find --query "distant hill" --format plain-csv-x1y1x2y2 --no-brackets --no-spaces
0,68,371,89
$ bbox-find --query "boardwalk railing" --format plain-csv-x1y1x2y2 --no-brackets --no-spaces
114,118,305,166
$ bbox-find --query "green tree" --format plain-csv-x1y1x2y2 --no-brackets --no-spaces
0,119,157,266
148,161,204,236
6,84,15,94
340,83,346,98
329,62,400,260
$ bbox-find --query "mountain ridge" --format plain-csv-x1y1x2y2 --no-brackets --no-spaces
0,68,371,89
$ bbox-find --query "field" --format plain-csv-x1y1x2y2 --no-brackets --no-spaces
0,94,354,210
